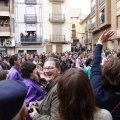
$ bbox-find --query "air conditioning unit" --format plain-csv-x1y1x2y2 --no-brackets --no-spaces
4,39,15,47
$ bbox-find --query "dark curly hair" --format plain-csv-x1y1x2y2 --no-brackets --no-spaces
85,57,92,67
9,55,18,66
21,62,36,78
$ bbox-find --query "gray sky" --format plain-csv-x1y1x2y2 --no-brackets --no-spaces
71,0,90,14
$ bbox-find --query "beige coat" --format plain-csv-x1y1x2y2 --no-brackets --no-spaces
33,75,61,120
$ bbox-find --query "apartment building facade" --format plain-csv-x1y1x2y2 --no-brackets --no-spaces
15,0,43,54
111,0,120,50
90,0,113,50
90,0,120,51
14,0,71,54
70,8,87,45
43,0,71,53
0,0,15,55
80,14,92,51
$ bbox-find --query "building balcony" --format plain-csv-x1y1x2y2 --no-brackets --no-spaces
91,5,96,13
85,38,92,44
85,38,88,44
20,36,42,44
88,37,92,44
91,22,95,29
49,13,65,23
49,0,65,2
88,24,91,30
99,17,105,25
25,0,37,4
0,6,10,16
0,27,10,36
24,14,37,24
85,26,88,31
99,0,105,5
50,34,65,43
98,17,111,30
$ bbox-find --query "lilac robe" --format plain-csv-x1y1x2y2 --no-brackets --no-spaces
22,78,44,106
7,66,23,80
23,78,44,120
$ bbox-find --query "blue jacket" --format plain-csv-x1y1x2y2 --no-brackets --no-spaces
90,44,120,120
84,65,91,79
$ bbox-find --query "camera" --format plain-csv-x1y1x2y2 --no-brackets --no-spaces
28,103,39,113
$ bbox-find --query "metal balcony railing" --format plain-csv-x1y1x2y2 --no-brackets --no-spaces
25,0,37,4
50,35,65,42
85,26,88,31
91,5,96,13
99,0,105,5
91,22,95,29
88,24,91,29
99,17,105,25
85,38,88,44
20,36,42,43
24,14,37,24
85,38,92,44
49,13,65,22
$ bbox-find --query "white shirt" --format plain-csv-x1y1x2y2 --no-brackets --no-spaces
94,109,113,120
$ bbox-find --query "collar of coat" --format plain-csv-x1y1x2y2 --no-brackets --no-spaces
45,75,61,93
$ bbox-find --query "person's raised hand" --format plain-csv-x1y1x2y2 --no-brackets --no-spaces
98,30,115,44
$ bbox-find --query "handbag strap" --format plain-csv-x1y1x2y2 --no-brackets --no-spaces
111,102,120,114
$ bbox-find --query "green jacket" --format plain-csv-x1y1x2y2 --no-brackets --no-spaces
33,75,61,120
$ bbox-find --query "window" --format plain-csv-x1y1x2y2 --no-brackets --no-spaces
72,24,75,28
99,8,105,25
72,24,76,38
117,15,120,28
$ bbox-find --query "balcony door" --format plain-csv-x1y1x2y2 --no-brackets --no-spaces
52,3,61,13
52,3,62,41
52,24,62,34
52,24,62,41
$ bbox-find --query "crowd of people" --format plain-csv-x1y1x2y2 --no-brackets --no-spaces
0,19,9,27
20,32,37,42
0,30,120,120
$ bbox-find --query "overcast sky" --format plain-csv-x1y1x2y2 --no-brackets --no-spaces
71,0,90,14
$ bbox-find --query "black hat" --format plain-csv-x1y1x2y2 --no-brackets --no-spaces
0,80,27,120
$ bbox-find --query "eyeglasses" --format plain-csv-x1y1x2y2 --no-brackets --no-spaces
43,67,56,71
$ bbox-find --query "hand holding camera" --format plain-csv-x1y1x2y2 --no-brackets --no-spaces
28,103,39,113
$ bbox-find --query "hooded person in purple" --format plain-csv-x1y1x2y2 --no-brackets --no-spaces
21,61,44,120
7,55,23,81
